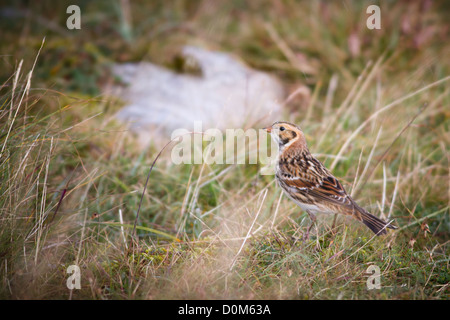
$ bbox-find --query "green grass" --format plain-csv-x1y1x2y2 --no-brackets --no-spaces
0,0,449,299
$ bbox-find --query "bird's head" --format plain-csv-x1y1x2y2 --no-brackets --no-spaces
263,121,307,151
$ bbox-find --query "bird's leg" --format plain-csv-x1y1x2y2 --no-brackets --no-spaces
331,213,338,234
304,210,317,240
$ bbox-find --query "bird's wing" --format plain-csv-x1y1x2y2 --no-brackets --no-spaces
277,154,353,207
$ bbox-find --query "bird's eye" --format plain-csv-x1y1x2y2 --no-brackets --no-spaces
280,126,285,131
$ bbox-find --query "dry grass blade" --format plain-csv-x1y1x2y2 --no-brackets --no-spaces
396,207,448,232
330,76,450,171
132,132,205,239
354,102,430,198
229,188,268,271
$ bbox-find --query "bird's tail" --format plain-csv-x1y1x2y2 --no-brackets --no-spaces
353,203,397,235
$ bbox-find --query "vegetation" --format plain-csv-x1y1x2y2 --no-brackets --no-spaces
0,0,448,299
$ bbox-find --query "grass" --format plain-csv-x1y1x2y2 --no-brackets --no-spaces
0,0,449,299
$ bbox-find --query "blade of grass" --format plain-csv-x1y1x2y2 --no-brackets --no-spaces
330,76,450,171
101,222,181,242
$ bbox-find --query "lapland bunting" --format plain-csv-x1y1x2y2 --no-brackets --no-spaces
264,121,397,237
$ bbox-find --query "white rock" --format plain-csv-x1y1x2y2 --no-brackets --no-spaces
108,46,284,144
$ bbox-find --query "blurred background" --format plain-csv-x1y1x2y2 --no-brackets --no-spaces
1,1,446,95
0,0,449,299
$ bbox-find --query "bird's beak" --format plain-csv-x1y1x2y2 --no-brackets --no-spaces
263,126,272,133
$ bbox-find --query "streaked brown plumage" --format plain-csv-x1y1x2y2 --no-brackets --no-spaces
264,121,397,236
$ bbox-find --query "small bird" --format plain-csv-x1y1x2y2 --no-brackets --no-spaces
264,121,397,237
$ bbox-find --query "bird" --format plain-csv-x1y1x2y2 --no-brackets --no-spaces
263,121,397,238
